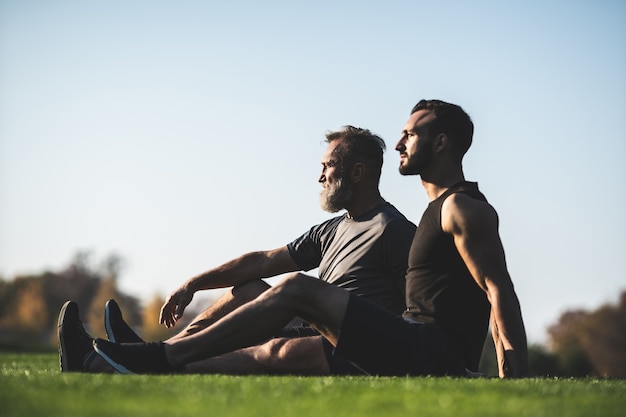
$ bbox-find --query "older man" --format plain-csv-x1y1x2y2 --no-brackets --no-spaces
59,125,416,375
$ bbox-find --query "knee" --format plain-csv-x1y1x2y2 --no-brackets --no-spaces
271,272,311,300
255,273,324,313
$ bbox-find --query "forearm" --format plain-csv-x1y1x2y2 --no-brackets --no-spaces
490,314,506,376
184,247,298,293
160,247,298,327
184,251,283,293
490,287,529,377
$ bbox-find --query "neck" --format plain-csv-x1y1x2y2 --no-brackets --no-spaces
420,163,465,201
345,188,385,218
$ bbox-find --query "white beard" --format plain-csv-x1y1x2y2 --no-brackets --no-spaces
319,177,354,213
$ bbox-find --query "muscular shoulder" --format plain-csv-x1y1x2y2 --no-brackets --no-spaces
441,192,499,236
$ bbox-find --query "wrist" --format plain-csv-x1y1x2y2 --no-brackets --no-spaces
182,278,200,294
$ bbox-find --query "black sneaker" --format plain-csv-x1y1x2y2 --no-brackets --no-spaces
57,300,97,372
92,338,174,374
105,299,144,343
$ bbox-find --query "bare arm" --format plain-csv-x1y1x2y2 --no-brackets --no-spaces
160,246,299,327
442,193,529,378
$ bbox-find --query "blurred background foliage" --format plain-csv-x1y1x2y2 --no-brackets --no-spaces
0,251,209,350
1,251,624,377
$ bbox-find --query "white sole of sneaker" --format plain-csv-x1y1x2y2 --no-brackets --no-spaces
104,303,117,343
93,343,136,375
57,301,72,371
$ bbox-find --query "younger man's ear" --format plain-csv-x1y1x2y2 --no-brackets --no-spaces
434,133,448,153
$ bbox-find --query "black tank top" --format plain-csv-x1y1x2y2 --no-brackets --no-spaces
403,181,491,371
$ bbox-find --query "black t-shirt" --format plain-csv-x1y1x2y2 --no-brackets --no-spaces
287,202,416,315
403,182,491,371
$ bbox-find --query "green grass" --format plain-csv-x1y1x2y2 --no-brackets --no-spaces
1,353,624,417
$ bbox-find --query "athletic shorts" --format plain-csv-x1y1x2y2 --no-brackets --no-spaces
278,324,367,375
332,294,465,376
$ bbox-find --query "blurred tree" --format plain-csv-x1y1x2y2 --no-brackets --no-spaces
5,278,49,334
118,294,142,328
99,253,125,281
87,253,141,338
548,291,626,377
0,251,141,350
581,292,626,377
67,251,94,277
527,344,561,377
87,278,120,338
548,310,595,376
0,277,19,323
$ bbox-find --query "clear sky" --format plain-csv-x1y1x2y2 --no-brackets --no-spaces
1,1,625,343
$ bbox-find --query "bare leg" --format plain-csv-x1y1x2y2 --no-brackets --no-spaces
168,279,271,342
184,336,330,375
164,273,350,368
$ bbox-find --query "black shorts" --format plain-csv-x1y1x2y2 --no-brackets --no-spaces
333,294,465,376
278,324,367,375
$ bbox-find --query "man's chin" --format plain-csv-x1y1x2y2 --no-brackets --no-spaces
399,165,419,176
319,203,343,213
319,196,343,213
323,207,343,213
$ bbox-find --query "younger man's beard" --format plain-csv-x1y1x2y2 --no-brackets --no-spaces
319,177,354,213
398,135,434,176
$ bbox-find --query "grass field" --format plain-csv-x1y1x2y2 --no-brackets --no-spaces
1,353,624,417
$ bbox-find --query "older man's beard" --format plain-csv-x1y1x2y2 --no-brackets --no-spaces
319,177,354,213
